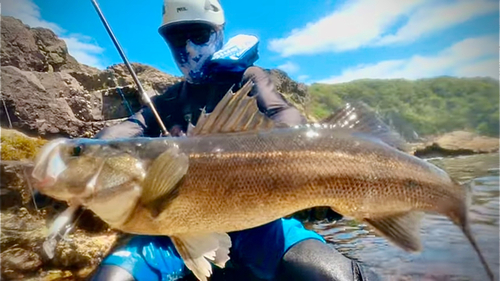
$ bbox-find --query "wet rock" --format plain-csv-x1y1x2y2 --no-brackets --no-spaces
1,161,36,210
1,248,43,280
27,270,75,281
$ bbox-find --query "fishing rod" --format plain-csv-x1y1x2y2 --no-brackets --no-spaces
90,0,169,136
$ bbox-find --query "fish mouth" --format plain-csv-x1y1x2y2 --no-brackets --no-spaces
34,176,57,191
32,139,69,189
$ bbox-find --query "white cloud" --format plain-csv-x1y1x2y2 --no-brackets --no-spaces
298,75,310,82
318,35,499,84
0,0,64,34
377,0,498,46
268,0,427,56
268,0,497,57
455,59,499,78
297,75,312,85
61,36,106,69
277,61,300,73
1,0,106,69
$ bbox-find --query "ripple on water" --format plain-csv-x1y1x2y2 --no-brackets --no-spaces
312,153,500,280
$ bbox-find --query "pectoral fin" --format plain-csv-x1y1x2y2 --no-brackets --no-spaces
364,211,424,252
140,146,189,205
171,232,232,281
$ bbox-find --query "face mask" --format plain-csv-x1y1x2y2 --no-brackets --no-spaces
170,28,224,84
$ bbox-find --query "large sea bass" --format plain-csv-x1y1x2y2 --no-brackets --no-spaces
31,82,494,280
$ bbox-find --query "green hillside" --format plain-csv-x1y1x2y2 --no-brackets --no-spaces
307,76,499,138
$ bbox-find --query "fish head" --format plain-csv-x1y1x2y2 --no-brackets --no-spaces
31,139,91,201
32,138,147,204
32,138,70,188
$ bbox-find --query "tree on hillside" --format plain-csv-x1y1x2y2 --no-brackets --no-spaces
307,77,499,138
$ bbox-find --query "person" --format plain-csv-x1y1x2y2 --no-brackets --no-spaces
91,0,377,280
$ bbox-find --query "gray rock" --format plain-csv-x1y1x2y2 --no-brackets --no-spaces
1,66,104,138
1,16,46,72
0,16,83,73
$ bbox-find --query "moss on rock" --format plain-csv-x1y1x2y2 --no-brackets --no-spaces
1,128,48,161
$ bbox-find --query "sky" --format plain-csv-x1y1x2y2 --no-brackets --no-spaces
1,0,499,85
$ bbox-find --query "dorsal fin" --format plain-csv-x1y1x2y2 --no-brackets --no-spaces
189,81,275,136
319,101,410,152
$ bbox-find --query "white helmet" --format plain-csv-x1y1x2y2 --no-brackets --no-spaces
159,0,225,31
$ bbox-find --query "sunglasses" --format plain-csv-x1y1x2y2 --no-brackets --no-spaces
162,24,215,48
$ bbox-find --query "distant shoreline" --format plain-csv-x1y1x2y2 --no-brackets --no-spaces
411,130,499,158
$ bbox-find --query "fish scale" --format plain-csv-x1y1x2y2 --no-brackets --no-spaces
103,127,459,235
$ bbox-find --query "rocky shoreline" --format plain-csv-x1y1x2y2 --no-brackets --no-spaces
412,130,499,158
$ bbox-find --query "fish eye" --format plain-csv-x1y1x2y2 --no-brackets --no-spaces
71,145,83,157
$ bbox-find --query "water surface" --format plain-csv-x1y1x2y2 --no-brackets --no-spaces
307,153,499,281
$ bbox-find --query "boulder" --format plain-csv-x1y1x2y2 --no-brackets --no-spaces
0,66,125,138
413,131,499,158
0,16,82,73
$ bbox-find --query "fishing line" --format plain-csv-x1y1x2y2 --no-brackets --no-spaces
116,87,134,116
108,71,134,117
1,96,13,128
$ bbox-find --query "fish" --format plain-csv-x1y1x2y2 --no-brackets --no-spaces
30,81,494,281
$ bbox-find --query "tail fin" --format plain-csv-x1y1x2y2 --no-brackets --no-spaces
454,181,495,280
462,222,494,280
